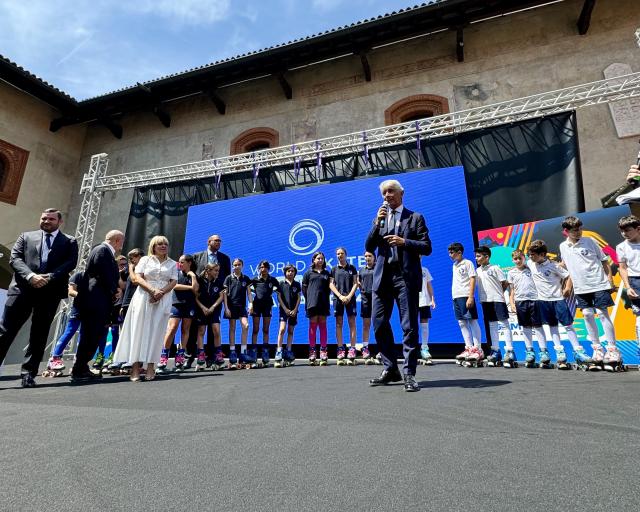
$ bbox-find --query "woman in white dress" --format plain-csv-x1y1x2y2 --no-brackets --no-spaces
114,235,178,381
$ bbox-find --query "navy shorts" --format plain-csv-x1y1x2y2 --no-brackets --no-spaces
334,298,357,317
197,305,221,325
170,304,196,319
306,305,330,318
538,300,573,327
575,290,614,310
419,306,431,322
629,276,640,315
515,300,541,327
251,301,273,318
453,297,478,320
360,293,372,319
226,305,248,320
279,308,298,327
481,302,509,322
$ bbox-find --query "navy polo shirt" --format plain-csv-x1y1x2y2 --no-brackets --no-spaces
358,266,374,294
251,275,280,306
302,269,331,309
331,263,357,294
223,273,251,307
172,272,196,307
197,275,224,308
278,279,301,310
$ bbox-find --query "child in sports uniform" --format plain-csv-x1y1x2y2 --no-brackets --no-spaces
418,266,435,365
329,247,359,365
617,214,640,367
223,258,252,367
195,263,226,369
249,260,280,367
302,251,331,365
275,264,301,367
357,251,375,363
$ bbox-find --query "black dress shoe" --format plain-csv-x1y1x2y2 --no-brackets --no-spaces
21,374,36,388
369,368,402,386
403,374,420,392
70,371,102,383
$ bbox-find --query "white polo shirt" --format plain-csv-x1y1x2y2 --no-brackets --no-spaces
418,267,433,307
507,266,538,301
559,237,609,294
476,264,506,303
527,259,569,301
616,240,640,277
451,259,476,299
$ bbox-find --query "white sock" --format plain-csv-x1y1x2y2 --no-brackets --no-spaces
469,319,482,347
240,346,246,354
581,308,600,345
522,327,533,350
230,345,236,352
564,324,582,351
596,308,616,347
363,341,369,347
549,325,562,349
488,321,500,350
458,320,472,347
421,322,429,345
499,320,514,350
534,327,547,351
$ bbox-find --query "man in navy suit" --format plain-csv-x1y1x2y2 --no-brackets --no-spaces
0,209,78,387
365,180,431,391
71,230,124,382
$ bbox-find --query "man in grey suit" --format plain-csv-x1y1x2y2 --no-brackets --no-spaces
0,209,78,387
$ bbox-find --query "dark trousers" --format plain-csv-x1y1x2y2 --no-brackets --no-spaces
72,304,110,375
372,267,419,375
0,291,61,377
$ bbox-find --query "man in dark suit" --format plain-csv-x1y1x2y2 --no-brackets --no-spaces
365,180,431,391
71,230,124,382
189,234,231,366
0,209,78,387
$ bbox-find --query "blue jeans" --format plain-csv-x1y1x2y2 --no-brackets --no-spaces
52,317,81,357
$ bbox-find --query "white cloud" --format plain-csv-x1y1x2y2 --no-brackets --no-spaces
127,0,231,26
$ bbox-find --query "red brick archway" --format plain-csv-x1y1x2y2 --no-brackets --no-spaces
230,127,279,155
384,94,450,125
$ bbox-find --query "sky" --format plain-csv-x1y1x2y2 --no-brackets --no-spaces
0,0,425,101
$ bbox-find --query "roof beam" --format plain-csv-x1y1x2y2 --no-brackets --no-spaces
137,82,171,128
207,89,226,115
99,116,123,139
577,0,596,35
276,72,292,100
359,51,372,82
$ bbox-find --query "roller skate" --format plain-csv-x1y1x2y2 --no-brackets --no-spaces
574,347,597,371
92,353,105,372
183,354,195,370
554,347,571,370
485,349,502,367
588,345,605,371
107,361,123,375
260,346,270,368
103,354,114,371
336,346,346,366
308,347,318,366
319,347,329,366
247,348,259,369
174,350,186,372
538,349,552,369
283,348,295,367
195,351,206,372
455,347,471,366
374,352,382,365
120,362,133,375
212,349,226,371
503,349,518,368
156,351,170,375
227,350,238,370
362,346,375,365
418,345,433,366
464,346,484,367
42,356,65,378
346,346,357,366
524,348,536,368
274,348,284,368
603,345,626,372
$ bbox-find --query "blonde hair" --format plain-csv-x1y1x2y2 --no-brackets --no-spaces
148,235,169,256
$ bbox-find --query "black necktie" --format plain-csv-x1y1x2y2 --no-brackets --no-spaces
40,234,52,273
45,233,52,250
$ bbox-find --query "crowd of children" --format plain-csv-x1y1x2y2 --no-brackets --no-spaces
45,213,640,376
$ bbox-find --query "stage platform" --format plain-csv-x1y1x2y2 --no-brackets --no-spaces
1,360,638,511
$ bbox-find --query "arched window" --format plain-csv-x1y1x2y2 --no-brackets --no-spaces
384,94,450,125
0,139,29,205
230,127,279,155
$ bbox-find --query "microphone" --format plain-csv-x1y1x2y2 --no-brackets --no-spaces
601,139,640,208
379,201,389,229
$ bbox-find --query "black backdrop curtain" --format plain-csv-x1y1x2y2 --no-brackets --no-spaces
125,112,584,258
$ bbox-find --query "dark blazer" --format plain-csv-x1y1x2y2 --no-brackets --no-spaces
9,230,78,300
193,249,231,279
365,206,432,293
76,243,120,312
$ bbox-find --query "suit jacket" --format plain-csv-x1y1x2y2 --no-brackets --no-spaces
76,243,119,314
9,230,79,300
365,206,432,293
193,249,231,279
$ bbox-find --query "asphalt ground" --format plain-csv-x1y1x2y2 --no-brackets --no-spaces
0,359,639,512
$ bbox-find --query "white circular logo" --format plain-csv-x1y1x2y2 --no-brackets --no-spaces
289,219,324,256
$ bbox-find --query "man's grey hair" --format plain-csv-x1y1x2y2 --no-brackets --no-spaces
105,230,124,242
379,179,404,194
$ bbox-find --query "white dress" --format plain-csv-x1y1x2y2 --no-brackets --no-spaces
114,255,178,364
